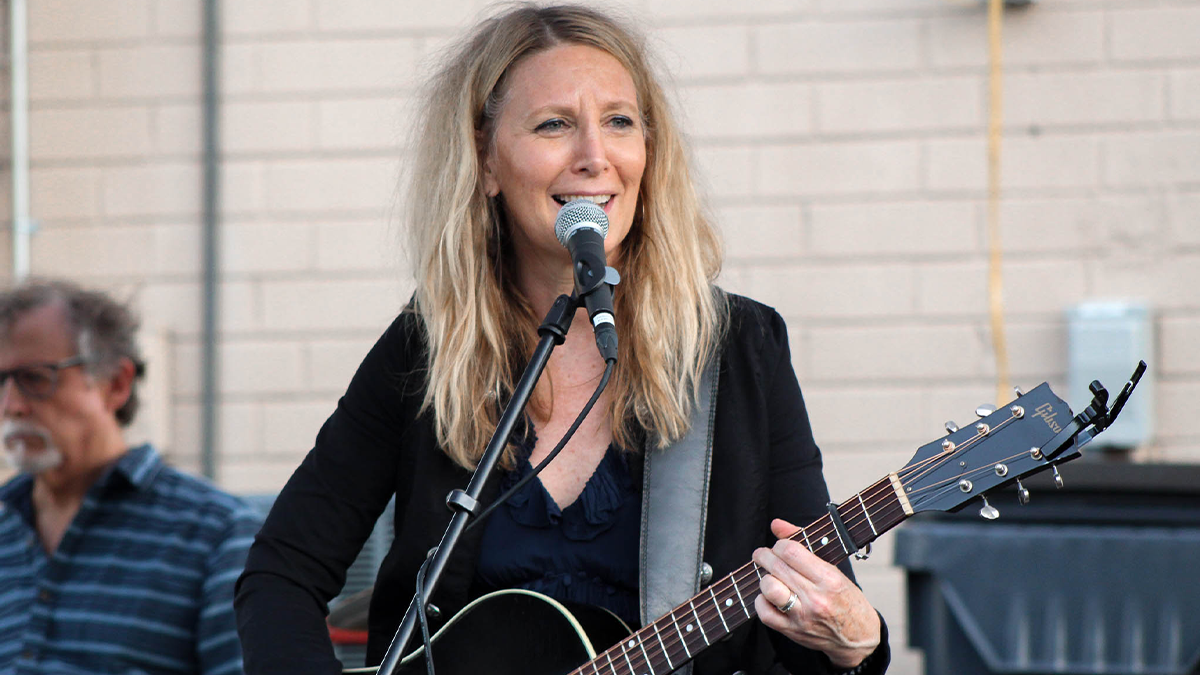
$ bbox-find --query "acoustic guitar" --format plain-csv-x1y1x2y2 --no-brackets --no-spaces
352,370,1143,675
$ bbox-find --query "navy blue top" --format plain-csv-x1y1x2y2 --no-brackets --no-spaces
474,439,642,627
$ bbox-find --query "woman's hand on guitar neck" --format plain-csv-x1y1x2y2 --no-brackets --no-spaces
751,518,881,670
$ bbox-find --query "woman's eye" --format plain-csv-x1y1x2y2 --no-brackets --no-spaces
535,119,567,132
610,115,636,129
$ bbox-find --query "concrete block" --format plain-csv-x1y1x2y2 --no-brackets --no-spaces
715,204,804,260
259,38,420,94
153,104,202,155
306,337,379,391
677,82,813,140
261,278,405,332
998,198,1106,255
152,222,203,276
101,162,202,217
1171,69,1200,121
757,20,921,74
926,135,1100,192
31,107,153,160
1162,317,1200,375
315,0,481,31
915,261,986,318
216,456,302,496
169,402,201,463
692,145,756,199
133,281,203,335
220,339,305,395
1005,320,1068,382
1168,190,1200,247
1111,7,1200,61
223,0,311,35
221,161,266,215
151,0,201,38
648,0,814,19
31,167,101,220
741,263,915,320
760,140,921,196
263,400,337,455
29,49,95,101
98,45,202,98
651,25,750,80
29,0,150,43
817,77,982,133
220,44,259,96
317,97,410,151
806,323,990,382
1003,258,1089,316
928,10,1103,68
221,101,315,154
1006,71,1164,127
1091,253,1200,312
262,158,398,213
804,386,929,444
31,224,156,276
172,339,202,396
1104,131,1200,186
218,402,264,457
221,221,314,273
314,220,401,272
809,201,978,257
1157,381,1200,440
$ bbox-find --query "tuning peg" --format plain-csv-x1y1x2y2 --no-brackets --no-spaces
1016,478,1030,505
975,404,997,418
944,421,959,433
1013,385,1025,397
979,495,1000,520
1052,466,1064,489
854,543,872,561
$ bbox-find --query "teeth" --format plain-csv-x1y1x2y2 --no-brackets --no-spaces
555,195,611,205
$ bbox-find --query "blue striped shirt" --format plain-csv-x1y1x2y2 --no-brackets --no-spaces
0,445,261,675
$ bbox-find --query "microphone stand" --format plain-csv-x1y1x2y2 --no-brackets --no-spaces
375,292,579,675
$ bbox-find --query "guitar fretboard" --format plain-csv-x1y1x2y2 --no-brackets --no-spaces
571,474,912,675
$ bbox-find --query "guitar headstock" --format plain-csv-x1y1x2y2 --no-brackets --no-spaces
896,361,1147,518
897,383,1078,517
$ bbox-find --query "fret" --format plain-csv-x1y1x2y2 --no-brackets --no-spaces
620,639,636,675
857,492,878,536
707,587,729,634
653,620,674,672
732,575,751,617
752,562,763,580
799,524,813,551
669,610,692,659
632,635,653,675
688,599,710,646
605,649,617,675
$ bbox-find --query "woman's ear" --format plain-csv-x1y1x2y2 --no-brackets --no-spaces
478,130,500,198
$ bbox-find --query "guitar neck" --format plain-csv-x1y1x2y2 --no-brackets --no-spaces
572,474,913,675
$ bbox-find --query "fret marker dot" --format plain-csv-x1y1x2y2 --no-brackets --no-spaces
686,624,694,632
820,536,829,546
628,640,636,649
725,599,733,607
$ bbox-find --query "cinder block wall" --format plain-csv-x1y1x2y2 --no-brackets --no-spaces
5,1,1200,672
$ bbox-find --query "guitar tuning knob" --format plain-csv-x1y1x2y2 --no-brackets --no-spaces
979,495,1000,520
1016,478,1030,505
1052,466,1064,489
1013,385,1025,397
945,421,959,433
975,404,997,418
854,543,872,561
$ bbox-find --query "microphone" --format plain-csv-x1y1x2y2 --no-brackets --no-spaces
555,199,619,362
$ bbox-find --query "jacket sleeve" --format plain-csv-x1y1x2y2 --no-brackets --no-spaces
235,311,426,675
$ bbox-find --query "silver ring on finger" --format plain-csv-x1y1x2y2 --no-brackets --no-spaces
777,592,799,614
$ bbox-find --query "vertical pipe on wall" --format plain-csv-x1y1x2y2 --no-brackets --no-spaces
200,0,221,481
10,0,32,281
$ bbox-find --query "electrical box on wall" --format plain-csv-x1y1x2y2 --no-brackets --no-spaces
1067,302,1155,452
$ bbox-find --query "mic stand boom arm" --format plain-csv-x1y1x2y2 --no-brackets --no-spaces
375,293,579,675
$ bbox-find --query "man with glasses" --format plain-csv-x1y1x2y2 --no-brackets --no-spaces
0,280,261,675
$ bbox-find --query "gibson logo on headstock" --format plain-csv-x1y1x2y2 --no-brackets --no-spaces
1032,402,1063,433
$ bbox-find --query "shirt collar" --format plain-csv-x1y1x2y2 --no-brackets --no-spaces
0,443,162,510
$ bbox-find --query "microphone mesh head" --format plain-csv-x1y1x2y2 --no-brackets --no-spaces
555,199,610,246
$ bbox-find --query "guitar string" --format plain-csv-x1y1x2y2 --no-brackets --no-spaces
579,409,1034,675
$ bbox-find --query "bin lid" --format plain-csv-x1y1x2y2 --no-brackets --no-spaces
896,521,1200,674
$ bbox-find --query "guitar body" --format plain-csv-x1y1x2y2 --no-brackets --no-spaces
390,590,630,675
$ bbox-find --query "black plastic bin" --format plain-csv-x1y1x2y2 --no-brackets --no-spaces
895,462,1200,675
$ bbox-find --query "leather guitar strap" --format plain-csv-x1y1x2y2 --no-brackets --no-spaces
639,351,721,675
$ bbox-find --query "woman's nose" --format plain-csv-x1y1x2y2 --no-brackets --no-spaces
572,122,610,176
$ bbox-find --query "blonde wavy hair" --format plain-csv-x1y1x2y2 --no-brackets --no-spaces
406,3,726,470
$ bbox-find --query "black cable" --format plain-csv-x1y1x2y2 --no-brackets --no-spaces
413,358,615,675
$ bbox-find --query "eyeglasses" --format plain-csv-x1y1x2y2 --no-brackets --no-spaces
0,355,90,401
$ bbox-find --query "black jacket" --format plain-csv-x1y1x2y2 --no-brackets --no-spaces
235,294,890,675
